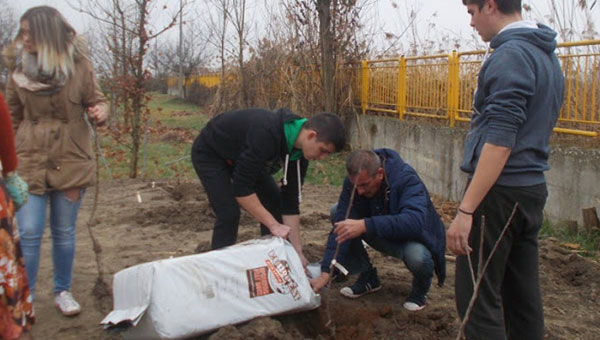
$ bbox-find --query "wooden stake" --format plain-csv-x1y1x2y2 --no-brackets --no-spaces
582,207,599,232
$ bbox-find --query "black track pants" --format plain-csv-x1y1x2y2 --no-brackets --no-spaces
455,183,547,340
191,137,282,250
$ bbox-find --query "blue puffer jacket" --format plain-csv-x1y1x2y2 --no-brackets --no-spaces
321,148,446,286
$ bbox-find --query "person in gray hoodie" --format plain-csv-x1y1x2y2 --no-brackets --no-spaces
447,0,564,339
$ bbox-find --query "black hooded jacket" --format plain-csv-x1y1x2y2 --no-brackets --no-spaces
195,108,308,214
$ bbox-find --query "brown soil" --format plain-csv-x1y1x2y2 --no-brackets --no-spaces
29,179,600,340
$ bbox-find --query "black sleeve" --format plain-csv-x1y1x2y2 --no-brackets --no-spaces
232,126,278,197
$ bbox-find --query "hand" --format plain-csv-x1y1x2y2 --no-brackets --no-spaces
268,223,291,239
4,172,28,210
447,212,473,255
309,273,330,292
333,219,366,244
86,105,107,125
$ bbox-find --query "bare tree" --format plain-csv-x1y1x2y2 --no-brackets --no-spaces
178,0,184,98
0,0,17,88
75,0,136,129
152,19,210,99
179,20,211,99
376,1,437,56
230,0,249,106
288,0,367,114
317,0,335,113
524,0,598,41
206,0,232,114
71,0,184,178
147,37,170,94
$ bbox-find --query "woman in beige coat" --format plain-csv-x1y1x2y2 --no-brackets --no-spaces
4,6,107,317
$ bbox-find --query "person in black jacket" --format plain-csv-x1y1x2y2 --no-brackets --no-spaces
191,108,345,266
309,149,446,311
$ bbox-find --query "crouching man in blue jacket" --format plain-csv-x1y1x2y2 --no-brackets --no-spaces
309,149,446,311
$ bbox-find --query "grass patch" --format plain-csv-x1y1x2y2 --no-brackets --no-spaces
141,142,194,179
540,220,600,258
147,92,209,131
99,93,349,184
305,151,348,186
97,92,203,180
146,92,202,114
98,136,196,180
271,151,349,188
158,113,208,132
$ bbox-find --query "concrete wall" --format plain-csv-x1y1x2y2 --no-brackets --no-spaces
346,114,600,226
545,147,600,225
167,87,183,98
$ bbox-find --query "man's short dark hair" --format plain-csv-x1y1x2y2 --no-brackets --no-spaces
302,112,346,152
346,150,381,177
462,0,521,14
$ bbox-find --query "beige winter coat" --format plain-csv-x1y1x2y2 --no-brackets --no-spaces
3,38,107,195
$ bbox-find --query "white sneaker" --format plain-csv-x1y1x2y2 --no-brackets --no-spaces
55,291,81,316
403,301,426,311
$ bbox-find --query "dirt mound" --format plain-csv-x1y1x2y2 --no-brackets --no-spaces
208,317,300,340
539,238,600,339
540,239,600,290
301,211,331,229
128,181,258,231
302,242,327,263
153,181,206,202
134,202,214,230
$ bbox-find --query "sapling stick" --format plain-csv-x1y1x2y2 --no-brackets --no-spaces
85,121,111,309
323,160,363,333
324,182,358,327
456,203,518,340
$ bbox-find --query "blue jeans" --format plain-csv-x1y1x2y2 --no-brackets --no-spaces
16,190,84,296
331,204,434,305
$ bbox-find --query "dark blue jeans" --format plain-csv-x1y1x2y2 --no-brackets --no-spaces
330,204,434,304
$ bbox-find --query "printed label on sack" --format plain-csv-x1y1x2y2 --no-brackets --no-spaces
246,266,274,297
246,250,302,301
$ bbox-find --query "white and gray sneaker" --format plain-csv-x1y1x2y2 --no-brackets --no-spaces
403,301,426,312
55,291,81,316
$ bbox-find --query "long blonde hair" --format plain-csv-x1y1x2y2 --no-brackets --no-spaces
18,6,77,77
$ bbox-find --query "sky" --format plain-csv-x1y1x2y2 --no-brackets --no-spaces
12,0,600,50
13,0,476,39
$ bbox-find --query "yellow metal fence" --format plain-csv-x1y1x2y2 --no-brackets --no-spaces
167,74,221,89
168,40,600,137
358,40,600,137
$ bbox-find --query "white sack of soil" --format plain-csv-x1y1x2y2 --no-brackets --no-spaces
100,237,321,340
